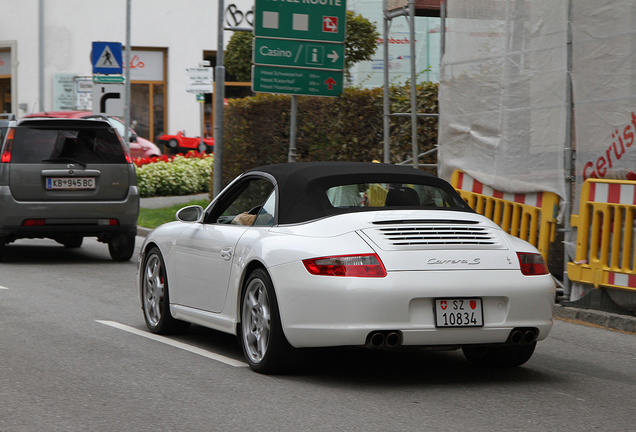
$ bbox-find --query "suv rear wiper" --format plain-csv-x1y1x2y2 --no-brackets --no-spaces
42,158,87,168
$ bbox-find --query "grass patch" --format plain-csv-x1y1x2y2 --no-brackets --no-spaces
138,199,211,229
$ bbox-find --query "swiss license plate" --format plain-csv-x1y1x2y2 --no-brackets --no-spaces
46,177,95,190
434,298,484,328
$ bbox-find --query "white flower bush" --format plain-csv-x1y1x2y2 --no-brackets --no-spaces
136,155,213,198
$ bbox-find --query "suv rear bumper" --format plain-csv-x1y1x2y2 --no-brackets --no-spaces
0,186,139,242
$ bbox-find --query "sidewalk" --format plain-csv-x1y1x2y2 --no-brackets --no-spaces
139,192,209,209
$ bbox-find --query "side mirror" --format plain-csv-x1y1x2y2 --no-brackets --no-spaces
129,133,138,143
176,205,204,223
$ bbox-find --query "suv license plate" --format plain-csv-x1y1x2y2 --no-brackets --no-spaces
434,298,484,328
46,177,95,190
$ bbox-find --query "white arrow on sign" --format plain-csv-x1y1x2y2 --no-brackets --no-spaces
92,83,124,116
327,50,339,63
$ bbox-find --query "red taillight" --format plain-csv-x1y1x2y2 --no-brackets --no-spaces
22,219,45,226
97,219,119,226
517,252,548,275
302,254,387,277
1,128,15,163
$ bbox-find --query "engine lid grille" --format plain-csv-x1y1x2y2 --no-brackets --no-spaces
380,226,493,245
361,220,507,251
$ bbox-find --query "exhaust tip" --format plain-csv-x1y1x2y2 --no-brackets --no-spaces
508,327,539,345
385,332,401,348
511,330,523,345
370,332,385,348
366,330,403,349
523,330,537,344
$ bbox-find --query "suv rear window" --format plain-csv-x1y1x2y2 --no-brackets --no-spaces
11,126,128,164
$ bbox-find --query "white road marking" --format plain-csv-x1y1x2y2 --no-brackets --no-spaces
96,320,248,368
0,286,8,289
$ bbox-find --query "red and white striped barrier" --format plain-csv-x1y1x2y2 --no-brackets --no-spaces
454,171,545,207
588,182,636,205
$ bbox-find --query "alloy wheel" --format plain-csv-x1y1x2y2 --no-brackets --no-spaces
143,254,164,327
241,278,271,364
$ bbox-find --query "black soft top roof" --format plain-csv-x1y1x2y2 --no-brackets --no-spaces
246,162,467,224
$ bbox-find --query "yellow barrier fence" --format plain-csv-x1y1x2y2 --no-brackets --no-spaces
568,179,636,293
450,170,559,262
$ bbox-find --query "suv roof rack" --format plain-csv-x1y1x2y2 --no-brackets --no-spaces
0,114,16,121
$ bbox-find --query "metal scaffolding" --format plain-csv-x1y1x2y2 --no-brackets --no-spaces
382,0,442,169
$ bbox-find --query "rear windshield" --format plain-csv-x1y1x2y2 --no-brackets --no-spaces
327,183,468,210
11,126,128,164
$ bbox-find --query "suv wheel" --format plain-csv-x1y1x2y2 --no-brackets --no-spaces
0,242,5,262
108,234,135,261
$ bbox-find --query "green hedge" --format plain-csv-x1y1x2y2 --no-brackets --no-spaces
136,155,213,198
220,82,438,187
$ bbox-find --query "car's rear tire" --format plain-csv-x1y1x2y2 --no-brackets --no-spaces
462,342,537,367
239,268,295,374
108,234,135,261
141,247,190,334
59,235,83,248
0,242,5,262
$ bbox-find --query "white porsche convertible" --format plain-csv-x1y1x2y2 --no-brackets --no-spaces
138,162,554,373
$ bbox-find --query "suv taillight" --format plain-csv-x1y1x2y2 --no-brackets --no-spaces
1,128,14,163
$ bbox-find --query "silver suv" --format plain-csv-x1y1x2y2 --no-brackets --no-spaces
0,116,139,261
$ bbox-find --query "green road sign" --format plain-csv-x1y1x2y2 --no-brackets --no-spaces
252,65,343,97
93,75,125,83
253,38,345,70
254,0,346,43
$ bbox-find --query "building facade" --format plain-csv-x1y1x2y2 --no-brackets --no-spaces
1,0,255,142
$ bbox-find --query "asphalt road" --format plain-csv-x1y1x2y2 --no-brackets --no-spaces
1,237,636,432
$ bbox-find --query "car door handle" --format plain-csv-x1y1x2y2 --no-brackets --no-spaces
220,247,233,261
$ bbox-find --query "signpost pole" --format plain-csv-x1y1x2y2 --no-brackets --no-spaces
213,0,225,198
200,95,205,150
383,0,390,164
288,96,298,162
409,0,418,169
124,0,131,144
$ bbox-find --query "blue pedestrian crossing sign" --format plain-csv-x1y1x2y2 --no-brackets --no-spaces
92,42,123,75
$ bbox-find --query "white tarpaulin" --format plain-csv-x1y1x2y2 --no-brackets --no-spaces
572,0,636,211
438,0,568,202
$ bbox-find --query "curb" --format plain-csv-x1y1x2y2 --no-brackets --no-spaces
553,304,636,333
136,227,153,238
